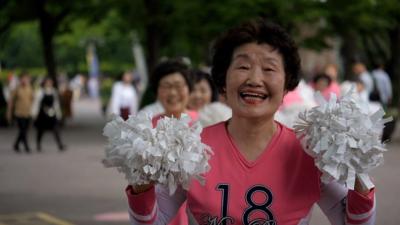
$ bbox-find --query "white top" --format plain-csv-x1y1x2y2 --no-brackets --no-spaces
371,69,392,104
137,101,164,117
360,72,373,94
31,88,62,120
109,82,138,116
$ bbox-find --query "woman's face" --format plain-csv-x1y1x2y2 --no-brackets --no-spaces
224,42,286,120
20,76,30,86
325,65,338,81
314,79,330,92
188,79,212,110
122,72,133,84
44,79,53,88
157,72,190,117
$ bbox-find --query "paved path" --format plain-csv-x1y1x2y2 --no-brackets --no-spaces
0,98,128,225
0,98,399,224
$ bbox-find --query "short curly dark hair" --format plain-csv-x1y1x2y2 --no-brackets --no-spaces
151,59,192,95
211,18,301,93
190,69,219,103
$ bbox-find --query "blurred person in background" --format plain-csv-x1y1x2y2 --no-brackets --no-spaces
59,81,74,126
150,59,196,122
109,71,139,120
312,73,332,102
70,74,86,100
0,80,8,127
323,63,341,97
99,76,114,116
352,62,373,95
6,72,34,153
147,59,196,225
187,69,218,111
32,77,65,152
188,69,232,127
371,61,392,109
6,70,18,94
340,78,381,114
137,99,164,117
275,78,316,128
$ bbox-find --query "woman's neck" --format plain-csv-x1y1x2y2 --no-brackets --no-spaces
228,115,276,139
227,115,277,161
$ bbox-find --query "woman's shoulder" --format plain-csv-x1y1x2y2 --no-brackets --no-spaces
201,121,226,140
274,121,306,152
186,110,199,122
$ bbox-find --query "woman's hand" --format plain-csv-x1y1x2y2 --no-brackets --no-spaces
354,176,371,196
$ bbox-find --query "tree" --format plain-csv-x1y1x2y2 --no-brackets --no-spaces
0,0,95,84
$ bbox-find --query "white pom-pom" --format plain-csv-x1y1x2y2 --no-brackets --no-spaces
103,113,213,195
294,89,391,190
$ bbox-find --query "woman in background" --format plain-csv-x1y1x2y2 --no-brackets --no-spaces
109,71,139,120
187,69,218,111
32,77,65,152
145,59,195,225
188,69,232,127
7,73,34,152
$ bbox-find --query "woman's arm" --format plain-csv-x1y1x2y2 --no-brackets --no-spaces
126,184,186,225
31,89,42,119
53,90,63,120
6,89,16,122
318,179,375,225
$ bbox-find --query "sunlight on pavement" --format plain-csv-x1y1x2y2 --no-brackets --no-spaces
0,212,74,225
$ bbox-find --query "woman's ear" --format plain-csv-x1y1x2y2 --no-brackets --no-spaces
218,89,228,103
284,89,289,95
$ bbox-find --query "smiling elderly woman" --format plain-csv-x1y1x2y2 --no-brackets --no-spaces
125,18,376,225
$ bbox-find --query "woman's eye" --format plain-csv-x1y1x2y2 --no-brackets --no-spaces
237,66,249,70
263,68,275,72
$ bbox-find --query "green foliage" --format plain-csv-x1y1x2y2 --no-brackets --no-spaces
1,0,400,105
0,22,44,68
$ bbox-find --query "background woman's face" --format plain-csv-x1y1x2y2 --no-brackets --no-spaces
122,73,133,83
188,79,212,110
157,72,190,116
44,79,53,88
314,79,330,92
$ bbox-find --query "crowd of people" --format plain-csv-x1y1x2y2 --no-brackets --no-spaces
120,18,393,225
0,73,76,152
276,61,393,128
0,17,395,225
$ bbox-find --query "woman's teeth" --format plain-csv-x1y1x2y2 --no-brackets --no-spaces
239,92,267,100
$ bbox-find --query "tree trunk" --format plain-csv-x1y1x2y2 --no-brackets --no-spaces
144,0,161,75
340,31,360,80
388,25,400,108
39,17,57,85
36,0,57,87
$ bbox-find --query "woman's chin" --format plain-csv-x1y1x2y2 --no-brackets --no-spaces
165,108,185,117
234,107,275,120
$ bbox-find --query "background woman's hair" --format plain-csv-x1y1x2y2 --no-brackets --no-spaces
190,69,218,102
150,59,192,95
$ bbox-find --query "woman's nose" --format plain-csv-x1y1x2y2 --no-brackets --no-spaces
246,66,263,86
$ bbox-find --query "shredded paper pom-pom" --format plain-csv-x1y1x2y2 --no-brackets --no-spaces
102,113,213,195
294,89,392,190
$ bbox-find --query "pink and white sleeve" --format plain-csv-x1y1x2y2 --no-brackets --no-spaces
318,182,376,225
126,185,186,225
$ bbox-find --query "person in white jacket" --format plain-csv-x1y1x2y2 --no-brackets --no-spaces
109,71,139,120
